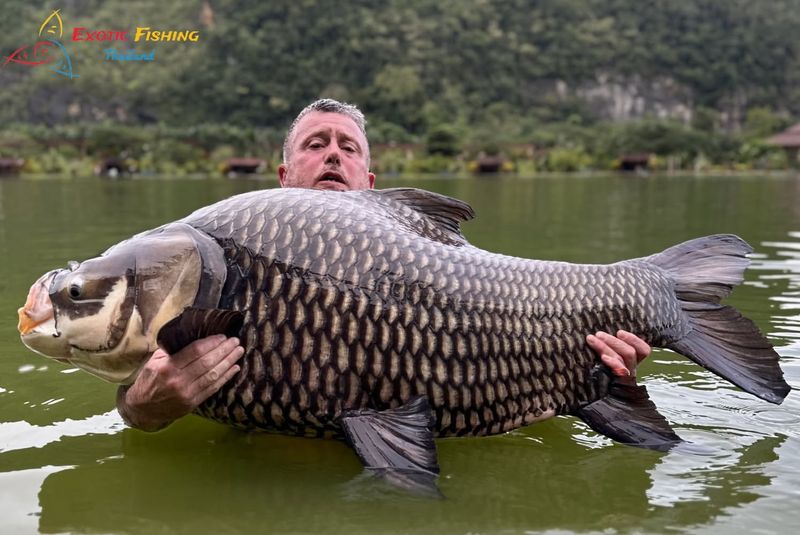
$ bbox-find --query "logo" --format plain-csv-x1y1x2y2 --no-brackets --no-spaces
104,49,155,62
72,28,130,42
3,8,202,78
3,10,78,79
39,9,64,38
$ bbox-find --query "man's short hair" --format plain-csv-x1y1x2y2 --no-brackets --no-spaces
282,98,370,166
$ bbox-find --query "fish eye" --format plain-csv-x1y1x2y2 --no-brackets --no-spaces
68,279,84,299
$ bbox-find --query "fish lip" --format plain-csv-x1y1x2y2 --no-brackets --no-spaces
19,316,59,338
18,270,59,335
17,307,44,336
19,316,71,364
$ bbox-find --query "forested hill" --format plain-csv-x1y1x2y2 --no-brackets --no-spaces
1,0,798,139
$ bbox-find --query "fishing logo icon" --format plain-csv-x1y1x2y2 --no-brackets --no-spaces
3,9,78,79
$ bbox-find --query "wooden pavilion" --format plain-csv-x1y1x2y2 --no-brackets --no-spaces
0,158,24,176
766,123,800,168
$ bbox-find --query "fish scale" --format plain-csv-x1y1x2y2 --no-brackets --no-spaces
182,189,685,438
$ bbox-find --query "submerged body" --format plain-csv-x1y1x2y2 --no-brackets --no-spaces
19,188,791,473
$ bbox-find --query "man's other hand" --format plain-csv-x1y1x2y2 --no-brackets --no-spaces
117,335,244,431
586,330,651,385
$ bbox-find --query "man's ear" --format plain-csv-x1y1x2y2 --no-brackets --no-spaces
278,164,288,187
368,172,376,189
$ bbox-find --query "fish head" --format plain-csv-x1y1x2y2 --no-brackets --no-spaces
18,223,225,384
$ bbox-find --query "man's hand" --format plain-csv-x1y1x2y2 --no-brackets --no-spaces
586,330,651,385
117,335,244,432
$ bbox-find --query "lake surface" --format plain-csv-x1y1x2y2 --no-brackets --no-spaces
1,174,798,534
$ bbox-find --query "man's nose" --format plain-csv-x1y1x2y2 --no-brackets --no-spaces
324,144,342,165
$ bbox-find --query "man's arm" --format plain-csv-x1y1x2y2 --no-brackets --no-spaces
117,335,244,431
586,330,651,384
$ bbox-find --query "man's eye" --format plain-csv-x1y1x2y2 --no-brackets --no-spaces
308,142,324,149
343,145,356,152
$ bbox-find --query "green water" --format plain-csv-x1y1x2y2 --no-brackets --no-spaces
1,175,798,534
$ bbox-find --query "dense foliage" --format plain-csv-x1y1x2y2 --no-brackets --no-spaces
1,0,798,172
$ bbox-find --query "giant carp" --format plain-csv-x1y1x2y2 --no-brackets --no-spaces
18,188,791,490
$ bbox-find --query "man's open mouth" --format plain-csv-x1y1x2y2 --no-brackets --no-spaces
318,170,346,184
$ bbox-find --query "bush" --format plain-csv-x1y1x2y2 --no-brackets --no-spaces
406,154,460,174
600,119,705,160
544,147,592,172
372,148,411,174
86,124,149,157
426,126,460,156
369,121,414,145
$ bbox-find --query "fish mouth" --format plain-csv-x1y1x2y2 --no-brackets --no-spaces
18,270,71,363
18,314,71,364
18,270,58,336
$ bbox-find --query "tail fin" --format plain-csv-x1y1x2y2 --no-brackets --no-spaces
645,234,791,404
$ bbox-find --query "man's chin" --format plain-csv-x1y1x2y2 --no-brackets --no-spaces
313,180,349,191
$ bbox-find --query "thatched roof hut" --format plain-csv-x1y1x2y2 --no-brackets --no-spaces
766,123,800,168
618,154,650,172
767,123,800,148
224,157,265,176
0,158,24,175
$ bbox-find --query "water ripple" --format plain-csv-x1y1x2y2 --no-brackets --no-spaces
737,405,800,427
752,232,800,348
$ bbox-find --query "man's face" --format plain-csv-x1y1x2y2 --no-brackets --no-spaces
278,111,375,191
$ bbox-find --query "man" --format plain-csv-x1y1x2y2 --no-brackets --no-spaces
117,99,651,431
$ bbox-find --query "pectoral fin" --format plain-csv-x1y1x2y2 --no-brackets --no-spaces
156,307,244,355
576,383,682,452
341,396,441,497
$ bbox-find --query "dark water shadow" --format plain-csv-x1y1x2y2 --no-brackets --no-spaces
23,420,785,534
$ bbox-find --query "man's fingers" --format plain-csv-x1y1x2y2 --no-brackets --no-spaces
588,330,652,379
586,333,610,357
594,331,637,367
184,337,242,379
192,343,244,390
148,347,171,363
195,363,241,405
616,330,652,362
587,334,629,377
600,353,630,377
169,334,228,367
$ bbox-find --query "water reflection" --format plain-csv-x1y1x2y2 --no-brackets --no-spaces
643,435,787,532
0,411,122,454
15,425,785,534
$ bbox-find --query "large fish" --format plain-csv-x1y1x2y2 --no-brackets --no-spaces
18,188,791,491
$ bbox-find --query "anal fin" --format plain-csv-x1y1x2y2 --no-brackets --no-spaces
341,396,441,497
576,383,682,452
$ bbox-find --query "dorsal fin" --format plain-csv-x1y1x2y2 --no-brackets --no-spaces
370,188,475,246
